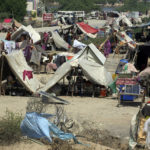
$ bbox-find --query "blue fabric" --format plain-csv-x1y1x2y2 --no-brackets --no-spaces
20,112,78,143
120,59,128,63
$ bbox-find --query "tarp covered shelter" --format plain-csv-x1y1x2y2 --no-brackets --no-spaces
11,25,41,44
52,31,70,50
76,22,98,38
40,43,112,92
2,50,43,93
131,21,150,28
13,19,22,28
116,31,136,49
113,15,133,28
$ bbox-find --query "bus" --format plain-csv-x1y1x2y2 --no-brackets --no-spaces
57,11,85,19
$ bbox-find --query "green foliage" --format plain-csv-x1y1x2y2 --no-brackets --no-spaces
0,110,23,144
81,36,106,47
57,0,98,12
117,0,150,13
0,0,27,21
142,17,150,23
0,12,11,22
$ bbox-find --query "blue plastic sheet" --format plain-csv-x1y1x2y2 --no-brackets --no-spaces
20,112,78,143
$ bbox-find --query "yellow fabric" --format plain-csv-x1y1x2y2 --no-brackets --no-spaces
137,117,146,145
112,74,117,80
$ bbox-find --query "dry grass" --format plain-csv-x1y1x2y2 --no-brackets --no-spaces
0,110,23,145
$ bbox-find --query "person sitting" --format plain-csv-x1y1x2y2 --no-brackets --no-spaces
5,30,11,41
46,55,57,74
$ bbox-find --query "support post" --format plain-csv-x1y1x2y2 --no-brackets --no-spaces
0,56,4,95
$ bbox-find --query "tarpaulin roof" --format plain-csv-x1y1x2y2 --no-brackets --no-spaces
113,15,132,27
11,25,41,44
116,31,136,49
76,22,98,34
76,22,98,38
52,31,69,50
4,18,12,23
4,51,43,93
39,43,112,92
131,21,150,28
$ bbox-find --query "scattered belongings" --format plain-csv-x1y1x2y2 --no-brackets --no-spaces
128,100,150,150
21,98,79,144
39,91,69,105
21,111,79,143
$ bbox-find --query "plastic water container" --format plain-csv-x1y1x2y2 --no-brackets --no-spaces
100,88,107,97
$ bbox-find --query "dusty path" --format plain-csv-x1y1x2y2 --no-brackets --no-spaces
0,95,139,139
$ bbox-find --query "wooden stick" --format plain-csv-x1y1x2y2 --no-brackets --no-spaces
99,36,110,51
0,56,4,96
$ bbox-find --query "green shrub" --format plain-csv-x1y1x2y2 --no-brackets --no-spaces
81,36,106,47
0,12,11,22
0,110,23,144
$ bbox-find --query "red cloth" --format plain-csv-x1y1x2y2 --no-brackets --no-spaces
4,19,12,23
77,22,98,34
5,32,11,41
23,70,33,81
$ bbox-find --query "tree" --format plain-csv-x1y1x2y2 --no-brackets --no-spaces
0,0,26,21
58,0,97,12
117,0,150,13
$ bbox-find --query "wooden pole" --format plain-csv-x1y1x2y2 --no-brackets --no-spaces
0,56,4,96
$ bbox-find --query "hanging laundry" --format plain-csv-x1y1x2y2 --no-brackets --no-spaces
23,70,33,81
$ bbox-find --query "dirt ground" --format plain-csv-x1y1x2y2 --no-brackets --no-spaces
0,95,140,150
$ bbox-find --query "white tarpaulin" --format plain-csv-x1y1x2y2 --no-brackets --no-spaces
79,59,113,86
11,25,41,44
5,50,43,93
40,43,112,92
52,31,69,50
88,43,106,65
116,31,136,49
39,62,71,92
73,39,87,50
114,15,133,27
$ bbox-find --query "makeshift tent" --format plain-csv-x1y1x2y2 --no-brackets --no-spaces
113,15,133,27
39,43,112,92
52,31,70,50
106,11,120,18
76,22,98,38
13,19,22,28
131,22,150,28
11,25,41,44
116,31,136,49
2,51,43,93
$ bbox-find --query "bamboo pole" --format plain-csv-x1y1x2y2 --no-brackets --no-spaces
0,56,4,95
